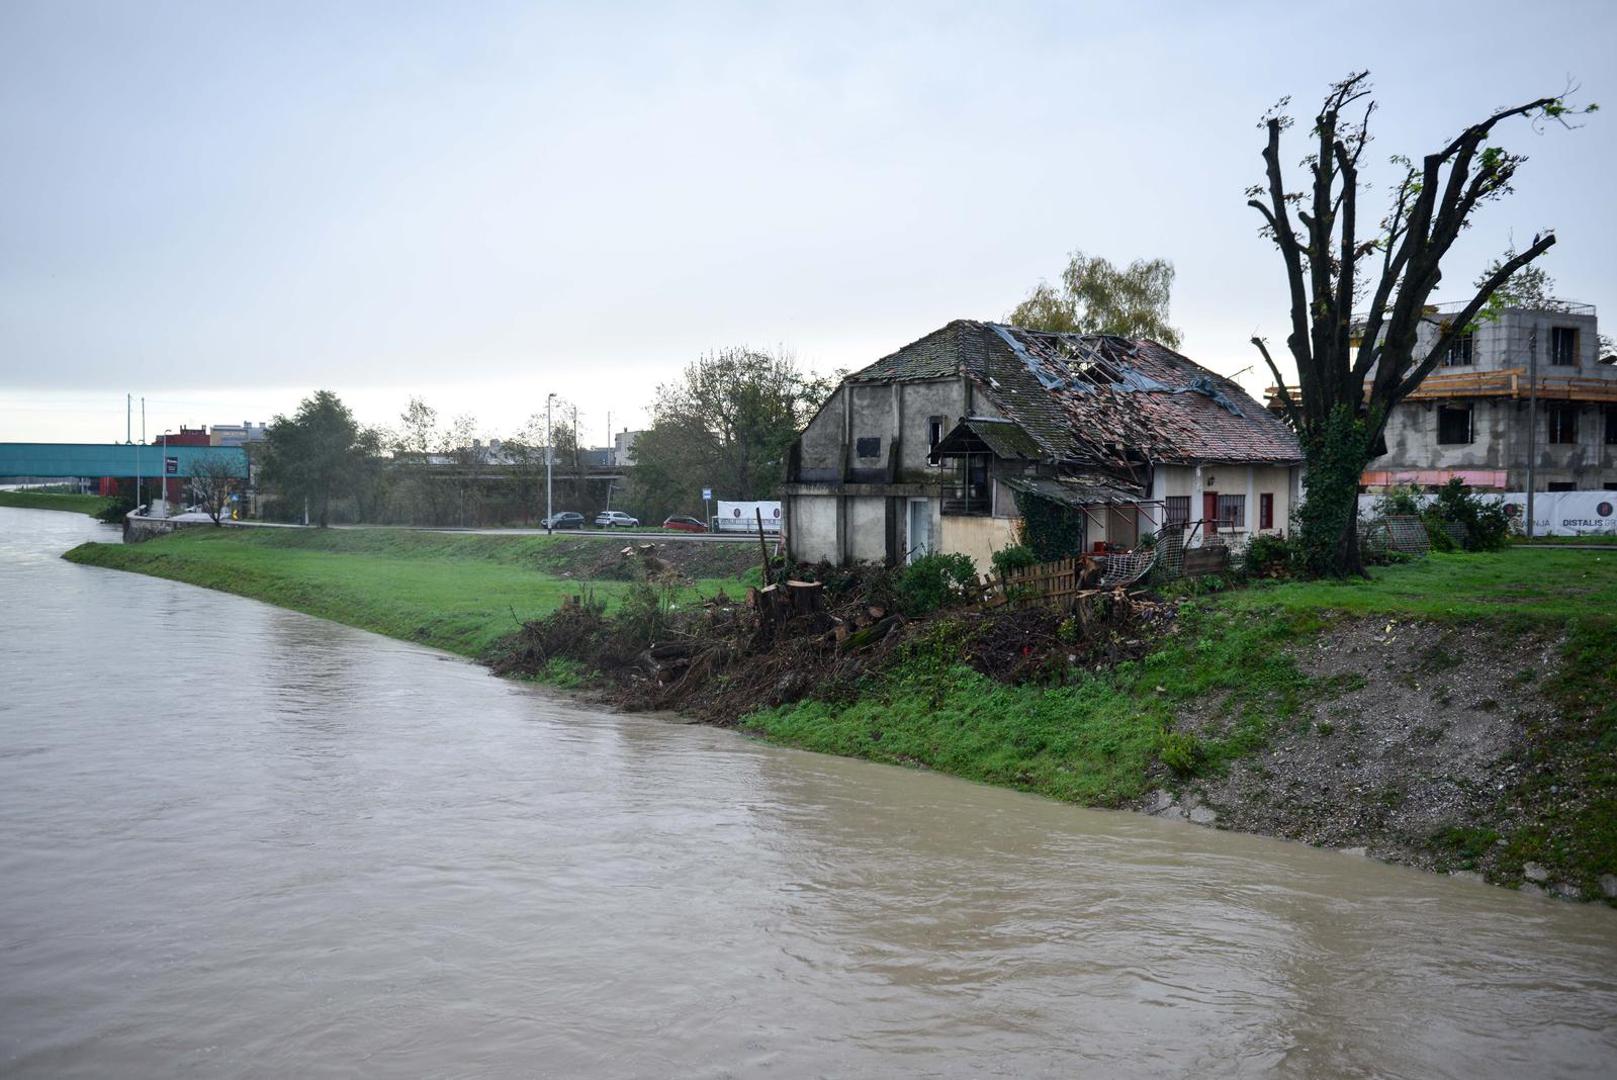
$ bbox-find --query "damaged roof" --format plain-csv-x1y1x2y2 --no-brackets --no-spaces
931,417,1044,461
1003,475,1145,508
847,320,1302,469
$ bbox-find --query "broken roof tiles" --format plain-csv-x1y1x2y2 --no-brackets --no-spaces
847,320,1301,468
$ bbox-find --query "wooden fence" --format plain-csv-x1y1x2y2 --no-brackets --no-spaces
985,555,1103,607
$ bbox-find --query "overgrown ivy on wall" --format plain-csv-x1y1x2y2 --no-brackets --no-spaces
1012,490,1087,561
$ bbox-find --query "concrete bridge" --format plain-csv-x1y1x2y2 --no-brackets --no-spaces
0,443,249,480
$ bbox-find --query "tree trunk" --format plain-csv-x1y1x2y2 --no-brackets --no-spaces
1296,406,1374,578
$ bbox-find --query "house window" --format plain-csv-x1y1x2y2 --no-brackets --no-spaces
1164,496,1190,527
1605,407,1617,445
1549,326,1577,367
1548,482,1576,492
1259,493,1274,530
1216,494,1246,530
855,436,882,459
926,417,944,466
1548,406,1578,445
1443,331,1474,367
1437,404,1473,444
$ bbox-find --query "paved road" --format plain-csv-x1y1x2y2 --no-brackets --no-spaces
221,519,765,543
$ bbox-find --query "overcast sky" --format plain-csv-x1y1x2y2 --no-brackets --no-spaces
3,0,1613,446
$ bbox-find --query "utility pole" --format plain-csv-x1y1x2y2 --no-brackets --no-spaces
545,392,556,533
138,397,146,512
161,429,173,517
1525,324,1539,540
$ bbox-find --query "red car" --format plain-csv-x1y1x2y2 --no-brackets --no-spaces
661,515,708,533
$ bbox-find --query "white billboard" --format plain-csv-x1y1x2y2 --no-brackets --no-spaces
1359,490,1617,537
715,500,783,533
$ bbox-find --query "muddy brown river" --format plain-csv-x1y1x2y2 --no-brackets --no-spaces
2,508,1614,1078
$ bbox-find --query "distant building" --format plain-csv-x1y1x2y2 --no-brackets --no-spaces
612,429,644,467
211,422,267,447
1272,301,1617,492
154,426,212,447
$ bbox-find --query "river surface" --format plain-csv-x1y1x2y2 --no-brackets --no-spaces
2,508,1615,1079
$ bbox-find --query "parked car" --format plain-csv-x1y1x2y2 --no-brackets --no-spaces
661,515,708,533
594,510,640,528
541,511,585,529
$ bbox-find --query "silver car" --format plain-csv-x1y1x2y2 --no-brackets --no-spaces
593,510,640,528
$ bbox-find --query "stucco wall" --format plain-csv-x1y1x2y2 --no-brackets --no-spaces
848,497,888,563
795,388,847,483
787,493,839,563
939,514,1018,574
1151,462,1297,541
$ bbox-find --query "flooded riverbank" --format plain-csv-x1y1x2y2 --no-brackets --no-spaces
3,507,1615,1078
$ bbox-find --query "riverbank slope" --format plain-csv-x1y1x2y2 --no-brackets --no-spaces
64,527,759,658
0,490,113,516
64,529,1616,902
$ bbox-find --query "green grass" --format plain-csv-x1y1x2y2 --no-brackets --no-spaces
1219,548,1617,623
63,526,749,659
0,490,114,516
1513,534,1617,546
746,605,1316,806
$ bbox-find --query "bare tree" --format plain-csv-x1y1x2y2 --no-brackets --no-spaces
1249,72,1593,575
189,455,240,526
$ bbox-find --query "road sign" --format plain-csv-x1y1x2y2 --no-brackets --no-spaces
701,487,712,501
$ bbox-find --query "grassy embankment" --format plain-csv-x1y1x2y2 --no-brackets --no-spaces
0,490,114,516
64,527,755,659
746,549,1617,895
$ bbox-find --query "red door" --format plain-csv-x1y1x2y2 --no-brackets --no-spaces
1203,491,1219,534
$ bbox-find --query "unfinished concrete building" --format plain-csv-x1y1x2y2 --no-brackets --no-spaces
1282,301,1617,491
783,320,1302,570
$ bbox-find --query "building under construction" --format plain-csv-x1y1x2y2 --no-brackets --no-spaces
1273,301,1617,491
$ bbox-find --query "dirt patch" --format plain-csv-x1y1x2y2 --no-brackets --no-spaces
535,538,765,583
1143,616,1575,888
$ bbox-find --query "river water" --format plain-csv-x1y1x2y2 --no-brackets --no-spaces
2,508,1614,1079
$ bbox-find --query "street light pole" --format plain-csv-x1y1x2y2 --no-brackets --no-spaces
545,392,556,534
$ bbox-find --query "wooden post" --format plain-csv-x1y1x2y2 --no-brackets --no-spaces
756,508,772,586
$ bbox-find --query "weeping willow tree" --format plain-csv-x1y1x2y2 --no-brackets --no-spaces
1007,249,1182,347
1249,72,1594,576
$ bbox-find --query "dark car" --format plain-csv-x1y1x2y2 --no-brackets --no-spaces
541,511,585,529
661,515,708,533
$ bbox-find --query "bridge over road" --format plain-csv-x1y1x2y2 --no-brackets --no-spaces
0,443,249,480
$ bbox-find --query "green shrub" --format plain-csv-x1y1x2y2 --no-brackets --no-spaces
1158,731,1205,777
990,544,1038,578
1430,478,1511,551
615,578,676,646
1241,531,1297,577
896,552,979,616
95,496,135,524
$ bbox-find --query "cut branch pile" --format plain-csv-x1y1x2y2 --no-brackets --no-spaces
495,565,1179,724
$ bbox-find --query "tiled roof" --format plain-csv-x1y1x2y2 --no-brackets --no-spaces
849,320,1301,468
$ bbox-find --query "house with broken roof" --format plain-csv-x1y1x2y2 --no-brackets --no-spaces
782,320,1303,570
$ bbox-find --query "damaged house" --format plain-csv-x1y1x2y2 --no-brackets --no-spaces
782,320,1303,570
